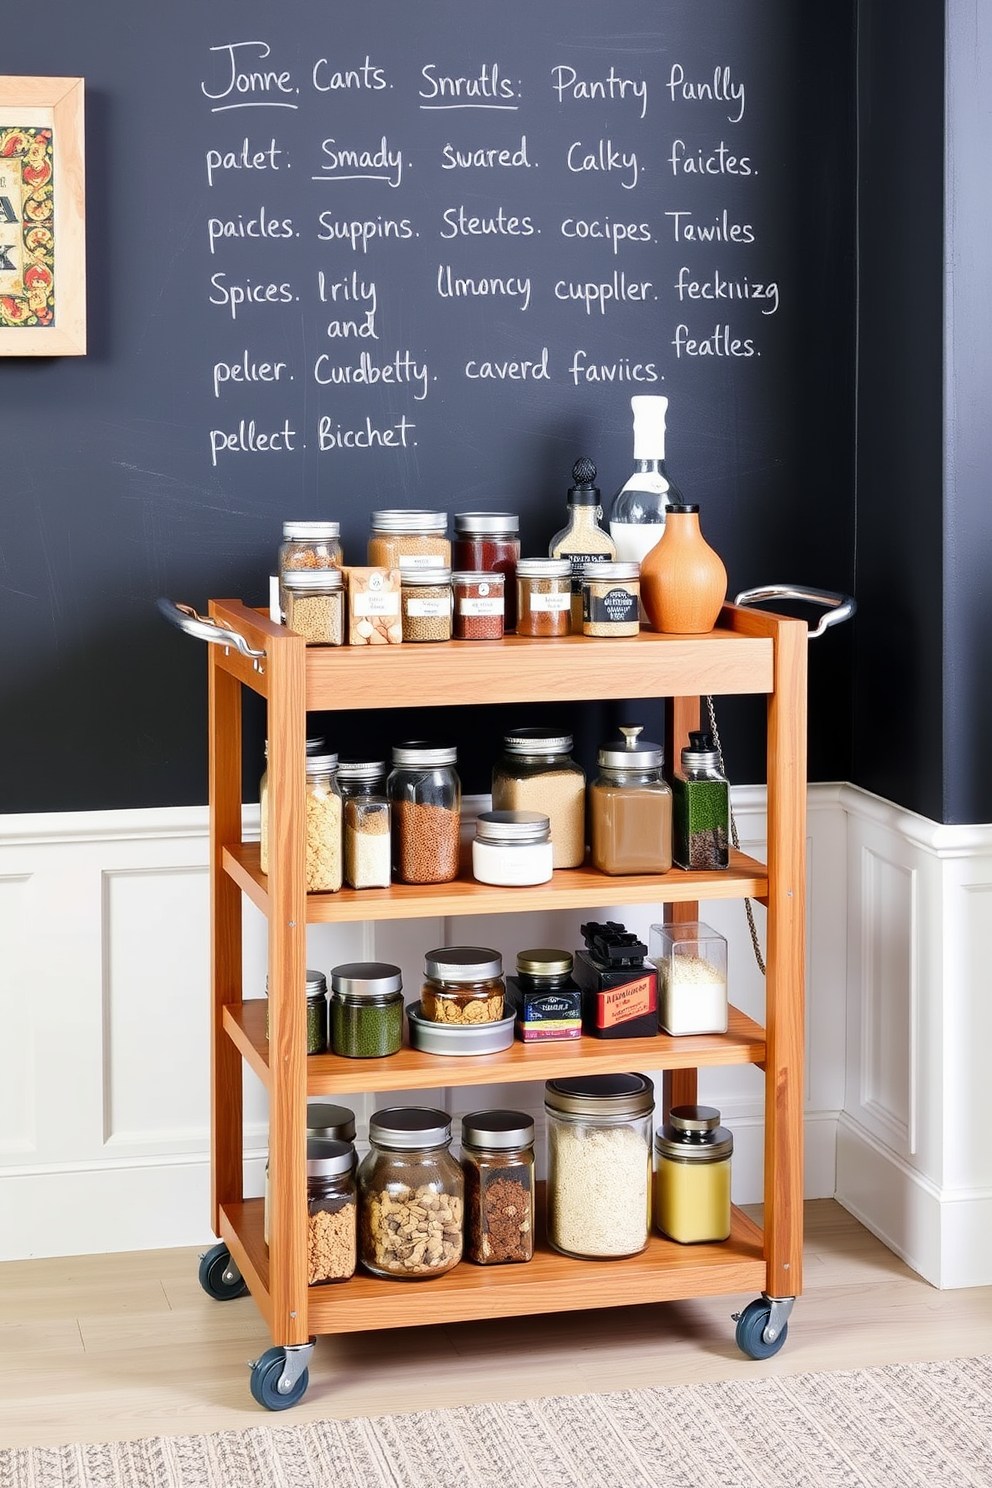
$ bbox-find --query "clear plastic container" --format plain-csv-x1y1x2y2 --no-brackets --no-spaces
421,946,504,1023
304,752,343,892
307,1139,357,1283
368,510,449,571
329,960,404,1058
654,1105,733,1243
338,759,391,889
357,1108,464,1278
649,921,728,1035
589,726,672,875
387,742,461,884
472,810,553,886
545,1073,654,1258
491,729,586,868
461,1110,535,1264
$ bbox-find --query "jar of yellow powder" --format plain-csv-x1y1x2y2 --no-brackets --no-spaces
654,1105,733,1244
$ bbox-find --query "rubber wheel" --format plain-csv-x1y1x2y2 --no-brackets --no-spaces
735,1299,788,1359
197,1242,249,1301
249,1346,310,1410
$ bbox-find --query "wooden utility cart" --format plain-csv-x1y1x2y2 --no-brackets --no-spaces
184,597,807,1409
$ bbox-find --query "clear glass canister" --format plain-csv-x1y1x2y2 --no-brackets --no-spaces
545,1073,654,1258
452,511,520,630
581,561,641,638
305,752,343,892
387,742,461,884
421,946,504,1023
654,1105,733,1243
452,570,505,641
368,509,450,571
515,557,571,637
278,520,343,580
307,1138,357,1283
491,728,586,869
264,1108,356,1248
329,960,404,1058
338,759,391,890
357,1107,464,1278
472,810,553,886
589,725,673,875
281,566,345,645
461,1110,535,1264
259,734,325,876
263,967,328,1053
400,567,453,642
672,730,730,871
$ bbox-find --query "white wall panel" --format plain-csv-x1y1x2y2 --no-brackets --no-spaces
0,874,37,1155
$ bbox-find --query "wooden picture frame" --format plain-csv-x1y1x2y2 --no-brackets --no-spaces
0,75,85,355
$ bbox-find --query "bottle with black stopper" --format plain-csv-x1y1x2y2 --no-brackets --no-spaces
672,730,730,870
549,456,616,631
609,395,684,563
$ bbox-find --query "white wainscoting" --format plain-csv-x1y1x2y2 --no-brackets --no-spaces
6,784,981,1281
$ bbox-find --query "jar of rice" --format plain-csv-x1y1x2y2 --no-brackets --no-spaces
544,1073,654,1257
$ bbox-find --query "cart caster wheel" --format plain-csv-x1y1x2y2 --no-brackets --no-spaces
249,1346,310,1410
734,1298,789,1360
197,1242,249,1301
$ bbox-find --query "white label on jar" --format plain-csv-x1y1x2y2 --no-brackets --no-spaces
406,597,450,617
398,553,439,568
528,590,571,612
459,596,503,616
353,592,401,617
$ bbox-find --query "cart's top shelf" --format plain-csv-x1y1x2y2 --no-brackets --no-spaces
208,599,778,709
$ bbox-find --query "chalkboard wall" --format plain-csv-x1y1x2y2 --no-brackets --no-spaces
0,2,856,813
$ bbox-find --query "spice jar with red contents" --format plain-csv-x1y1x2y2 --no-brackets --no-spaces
452,512,520,629
452,571,504,640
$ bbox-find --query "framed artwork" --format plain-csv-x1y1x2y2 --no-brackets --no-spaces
0,75,85,355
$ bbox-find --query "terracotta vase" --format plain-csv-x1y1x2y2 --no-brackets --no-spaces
639,503,728,634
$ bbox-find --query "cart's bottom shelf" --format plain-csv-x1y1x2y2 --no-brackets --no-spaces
220,1197,768,1338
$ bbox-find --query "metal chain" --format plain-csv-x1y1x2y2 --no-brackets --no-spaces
704,695,766,977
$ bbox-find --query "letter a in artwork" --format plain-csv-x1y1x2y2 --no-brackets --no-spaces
0,196,19,223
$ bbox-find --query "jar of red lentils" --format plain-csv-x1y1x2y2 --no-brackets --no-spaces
452,570,505,640
452,512,520,629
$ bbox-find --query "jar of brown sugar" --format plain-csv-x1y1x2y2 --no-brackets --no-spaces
515,557,571,637
387,742,461,883
452,512,520,629
452,570,505,640
368,510,450,571
421,946,505,1023
400,567,453,642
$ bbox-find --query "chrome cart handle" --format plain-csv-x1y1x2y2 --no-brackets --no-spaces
157,598,266,661
733,584,856,640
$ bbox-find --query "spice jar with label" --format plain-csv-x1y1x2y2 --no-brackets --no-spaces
452,570,505,640
338,759,391,890
452,512,520,629
672,731,730,871
654,1105,733,1243
264,1105,356,1248
357,1107,464,1279
581,561,641,638
400,567,453,642
281,567,345,645
307,1138,357,1283
387,742,461,884
649,920,728,1035
589,725,673,875
508,949,582,1042
304,752,343,892
368,510,450,571
461,1110,535,1264
544,1073,654,1258
515,558,571,638
421,946,504,1023
259,734,325,876
278,520,343,579
491,728,586,868
329,960,404,1058
472,809,553,886
264,968,328,1053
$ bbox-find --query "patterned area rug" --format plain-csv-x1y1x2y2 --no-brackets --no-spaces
4,1356,992,1488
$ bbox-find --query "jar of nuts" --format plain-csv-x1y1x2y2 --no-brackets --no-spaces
357,1108,464,1279
421,946,504,1024
278,520,343,581
387,742,461,884
461,1110,535,1265
307,1138,357,1284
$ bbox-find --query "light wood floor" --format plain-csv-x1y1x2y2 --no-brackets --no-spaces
2,1201,990,1448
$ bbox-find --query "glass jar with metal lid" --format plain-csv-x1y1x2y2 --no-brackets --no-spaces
278,520,343,580
452,511,520,629
338,759,391,889
589,725,672,875
264,1105,356,1247
581,560,641,638
367,509,450,571
307,1138,357,1283
515,557,571,637
281,566,345,646
461,1110,535,1264
508,948,582,1041
421,946,504,1024
263,967,327,1053
472,809,553,886
452,570,505,641
329,960,404,1058
400,566,453,642
387,741,461,884
491,728,586,868
544,1073,654,1257
357,1107,464,1278
260,734,325,876
654,1105,733,1243
304,752,343,892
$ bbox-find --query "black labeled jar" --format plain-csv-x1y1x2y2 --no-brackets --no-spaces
461,1110,535,1264
357,1108,464,1279
508,949,582,1042
329,960,404,1058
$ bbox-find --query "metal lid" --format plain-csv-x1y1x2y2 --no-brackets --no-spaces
545,1072,654,1119
336,758,387,782
281,567,344,590
390,741,458,767
516,558,570,579
502,727,574,755
305,752,339,777
461,1109,535,1150
263,735,326,759
454,511,520,535
306,1103,357,1142
582,561,640,582
655,1106,733,1162
669,1105,722,1134
474,809,550,845
264,969,327,999
400,567,451,586
451,569,505,587
370,509,447,533
329,961,403,998
368,1106,452,1148
681,730,721,772
282,521,340,540
516,948,573,977
597,724,664,770
424,945,503,981
305,1137,355,1178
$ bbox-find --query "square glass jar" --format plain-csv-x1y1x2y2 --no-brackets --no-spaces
649,921,728,1035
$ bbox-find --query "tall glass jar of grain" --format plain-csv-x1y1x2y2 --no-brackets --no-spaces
259,734,325,876
544,1073,654,1258
304,752,343,892
386,742,461,884
491,729,586,868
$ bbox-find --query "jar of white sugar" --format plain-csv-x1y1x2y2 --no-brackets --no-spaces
648,921,728,1035
544,1073,654,1258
